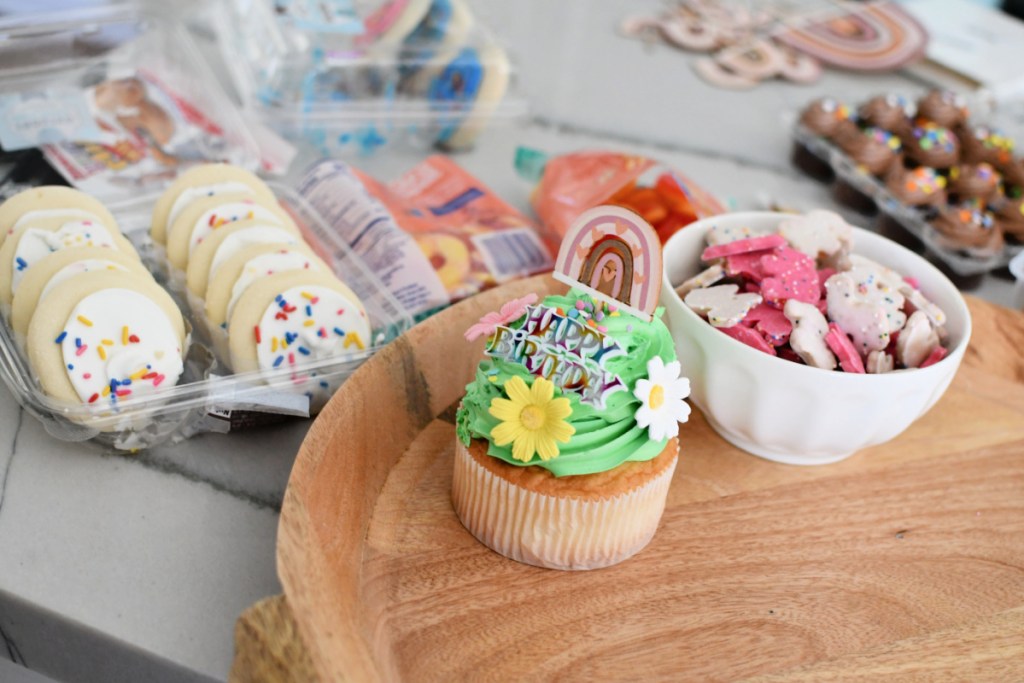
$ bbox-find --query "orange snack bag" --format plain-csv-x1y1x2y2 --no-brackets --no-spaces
522,149,725,254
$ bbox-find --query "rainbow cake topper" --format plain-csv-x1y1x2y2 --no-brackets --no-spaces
553,205,663,322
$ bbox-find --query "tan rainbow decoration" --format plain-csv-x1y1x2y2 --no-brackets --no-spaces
553,205,663,322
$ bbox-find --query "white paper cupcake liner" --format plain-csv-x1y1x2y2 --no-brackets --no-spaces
452,440,677,571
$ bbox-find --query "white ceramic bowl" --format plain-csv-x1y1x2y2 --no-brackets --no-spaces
661,212,972,465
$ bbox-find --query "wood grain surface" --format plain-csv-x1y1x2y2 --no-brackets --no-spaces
232,279,1024,683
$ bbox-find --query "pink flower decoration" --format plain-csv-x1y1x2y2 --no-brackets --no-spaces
464,293,538,341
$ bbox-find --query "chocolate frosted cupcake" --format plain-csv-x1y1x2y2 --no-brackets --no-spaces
858,93,915,136
959,125,1015,168
904,121,960,169
994,196,1024,243
999,158,1024,193
878,166,947,251
929,201,1004,253
832,126,902,214
793,97,856,180
948,163,1002,204
916,89,969,129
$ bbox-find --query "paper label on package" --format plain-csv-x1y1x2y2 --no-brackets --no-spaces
0,88,104,151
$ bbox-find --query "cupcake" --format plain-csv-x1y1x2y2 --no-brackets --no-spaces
904,121,960,170
948,163,1002,204
452,206,689,570
999,158,1024,194
878,166,947,251
959,125,1015,168
857,93,915,136
929,201,1004,253
792,97,855,180
994,196,1024,244
832,126,901,214
916,89,969,129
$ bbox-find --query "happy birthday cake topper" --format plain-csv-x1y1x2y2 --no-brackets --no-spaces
552,205,664,322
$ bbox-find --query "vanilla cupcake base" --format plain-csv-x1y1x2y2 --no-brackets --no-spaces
452,437,678,571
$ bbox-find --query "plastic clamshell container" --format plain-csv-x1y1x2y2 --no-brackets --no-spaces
208,0,527,155
0,183,412,449
0,5,263,225
791,122,1021,279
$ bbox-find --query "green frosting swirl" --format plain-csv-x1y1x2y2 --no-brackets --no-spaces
456,289,677,477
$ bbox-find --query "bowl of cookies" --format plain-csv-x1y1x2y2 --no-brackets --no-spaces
660,210,971,465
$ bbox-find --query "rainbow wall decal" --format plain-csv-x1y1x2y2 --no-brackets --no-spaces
553,205,663,321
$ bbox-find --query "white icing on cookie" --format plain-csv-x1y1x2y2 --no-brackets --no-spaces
40,260,128,301
896,311,939,369
898,282,946,328
825,272,893,357
254,285,371,372
705,223,766,246
187,202,283,258
777,210,853,260
226,250,322,323
784,299,836,370
166,182,256,234
11,222,119,293
866,350,894,374
683,284,762,327
675,264,724,298
209,226,299,280
844,259,907,334
57,288,184,405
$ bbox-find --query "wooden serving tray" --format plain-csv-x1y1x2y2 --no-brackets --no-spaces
231,275,1024,682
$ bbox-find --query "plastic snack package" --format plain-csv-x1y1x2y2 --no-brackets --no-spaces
297,155,552,319
517,148,726,255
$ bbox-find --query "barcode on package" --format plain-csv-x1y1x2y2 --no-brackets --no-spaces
472,228,553,282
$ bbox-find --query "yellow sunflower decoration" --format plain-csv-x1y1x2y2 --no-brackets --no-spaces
489,376,575,462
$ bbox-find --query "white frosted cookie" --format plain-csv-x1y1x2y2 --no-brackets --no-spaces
227,270,370,376
433,42,511,151
150,163,275,245
204,242,327,331
0,218,138,306
185,219,301,297
11,247,153,339
26,270,186,407
0,186,118,249
165,192,297,270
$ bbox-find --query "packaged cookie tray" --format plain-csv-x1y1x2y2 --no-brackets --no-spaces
792,123,1020,278
0,184,412,450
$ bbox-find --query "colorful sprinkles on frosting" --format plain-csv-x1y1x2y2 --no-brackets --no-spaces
260,288,369,373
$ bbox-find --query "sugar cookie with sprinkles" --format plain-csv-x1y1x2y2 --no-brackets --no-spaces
0,186,119,249
0,215,138,307
226,270,370,380
26,270,187,411
150,164,275,245
184,219,302,297
164,192,297,270
11,247,153,340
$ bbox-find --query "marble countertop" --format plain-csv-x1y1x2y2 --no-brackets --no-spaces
2,2,1022,681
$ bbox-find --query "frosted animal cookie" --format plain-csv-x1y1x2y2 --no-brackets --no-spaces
896,311,939,369
866,350,894,374
11,247,153,340
898,282,946,329
759,247,819,307
0,186,118,249
674,264,724,298
701,234,786,262
0,217,138,306
825,272,892,357
783,299,836,370
26,270,186,412
683,284,762,327
185,219,302,297
777,210,853,263
150,164,275,245
842,257,907,335
824,323,865,374
431,42,511,151
227,270,370,384
704,222,767,246
164,192,297,270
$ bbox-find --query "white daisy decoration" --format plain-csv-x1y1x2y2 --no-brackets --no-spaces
633,356,691,441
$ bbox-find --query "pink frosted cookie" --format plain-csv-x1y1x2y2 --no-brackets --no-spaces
725,251,768,282
701,234,786,262
684,284,762,328
825,323,866,374
744,302,792,346
720,324,776,356
919,346,948,368
761,268,820,308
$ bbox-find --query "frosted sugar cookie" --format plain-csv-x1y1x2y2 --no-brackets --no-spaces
227,270,370,375
0,218,138,306
26,270,186,407
0,186,118,249
430,42,511,151
184,219,301,297
11,247,153,339
204,243,327,331
150,164,275,245
164,192,297,270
